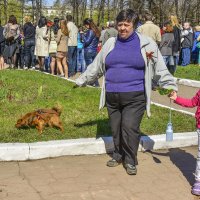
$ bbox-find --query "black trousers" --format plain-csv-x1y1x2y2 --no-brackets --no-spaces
106,91,146,165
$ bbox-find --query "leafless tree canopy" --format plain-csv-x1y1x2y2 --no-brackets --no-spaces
0,0,200,26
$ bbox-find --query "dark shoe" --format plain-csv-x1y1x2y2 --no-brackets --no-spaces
125,163,137,175
107,158,121,167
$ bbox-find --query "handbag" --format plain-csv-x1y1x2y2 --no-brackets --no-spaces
3,43,17,58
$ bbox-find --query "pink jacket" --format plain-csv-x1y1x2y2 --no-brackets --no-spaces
174,90,200,129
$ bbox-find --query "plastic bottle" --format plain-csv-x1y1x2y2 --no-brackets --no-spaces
166,122,173,141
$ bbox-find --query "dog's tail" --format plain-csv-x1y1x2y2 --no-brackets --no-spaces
52,106,62,116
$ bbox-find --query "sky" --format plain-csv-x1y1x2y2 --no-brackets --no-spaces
44,0,55,6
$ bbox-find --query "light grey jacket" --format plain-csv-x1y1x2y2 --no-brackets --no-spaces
76,32,177,117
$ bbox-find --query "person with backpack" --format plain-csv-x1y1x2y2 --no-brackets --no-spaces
3,15,20,68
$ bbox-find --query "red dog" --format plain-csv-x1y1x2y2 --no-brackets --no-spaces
15,107,64,134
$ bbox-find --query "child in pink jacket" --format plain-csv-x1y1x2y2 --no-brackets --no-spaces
170,90,200,196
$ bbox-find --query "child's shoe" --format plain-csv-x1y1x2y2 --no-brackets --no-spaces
191,181,200,196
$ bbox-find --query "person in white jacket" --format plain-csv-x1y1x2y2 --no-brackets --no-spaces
66,15,78,77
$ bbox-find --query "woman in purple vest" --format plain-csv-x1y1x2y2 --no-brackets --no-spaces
75,9,177,175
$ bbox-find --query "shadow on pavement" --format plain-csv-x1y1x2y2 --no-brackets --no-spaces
146,148,196,186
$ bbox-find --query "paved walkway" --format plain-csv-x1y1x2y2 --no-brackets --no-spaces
0,146,200,200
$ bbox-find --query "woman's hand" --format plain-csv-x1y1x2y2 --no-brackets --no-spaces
169,91,177,100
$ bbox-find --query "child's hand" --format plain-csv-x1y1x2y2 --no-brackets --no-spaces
169,91,177,100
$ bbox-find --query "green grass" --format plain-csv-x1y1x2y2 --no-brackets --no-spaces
175,64,200,81
0,70,196,143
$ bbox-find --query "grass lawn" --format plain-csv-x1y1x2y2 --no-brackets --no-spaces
175,64,200,81
0,70,196,143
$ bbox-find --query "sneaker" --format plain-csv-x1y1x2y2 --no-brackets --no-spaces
29,67,35,70
107,158,121,167
192,181,200,196
124,163,137,175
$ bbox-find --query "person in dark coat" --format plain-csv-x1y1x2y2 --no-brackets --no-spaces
23,16,36,69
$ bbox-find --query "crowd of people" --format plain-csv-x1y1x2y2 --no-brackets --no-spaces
0,11,199,77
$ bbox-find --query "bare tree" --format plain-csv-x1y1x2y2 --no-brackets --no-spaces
4,0,7,23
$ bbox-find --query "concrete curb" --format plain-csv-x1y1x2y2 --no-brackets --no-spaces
0,132,197,161
176,77,200,88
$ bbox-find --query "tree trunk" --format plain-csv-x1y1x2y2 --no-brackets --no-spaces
32,0,35,22
119,0,124,10
21,0,25,25
197,0,200,23
81,0,87,23
76,0,79,25
4,0,7,23
174,0,178,18
143,0,151,11
107,0,110,21
90,0,93,19
101,0,105,25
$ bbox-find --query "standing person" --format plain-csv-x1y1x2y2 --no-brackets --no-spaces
137,11,161,44
15,27,25,69
192,26,200,66
3,15,20,68
181,22,193,66
99,21,109,45
82,18,100,86
56,19,69,78
66,15,78,77
0,20,5,69
102,21,118,45
75,9,177,175
170,15,181,67
77,26,86,73
170,90,200,196
34,16,49,71
49,17,59,75
160,21,175,75
23,16,36,69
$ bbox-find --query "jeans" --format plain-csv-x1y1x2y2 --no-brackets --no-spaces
77,48,86,72
68,46,77,76
84,50,97,67
181,47,191,66
198,50,200,65
195,129,200,180
24,39,35,68
162,56,174,66
163,55,175,75
106,91,146,165
45,56,51,72
84,50,99,86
